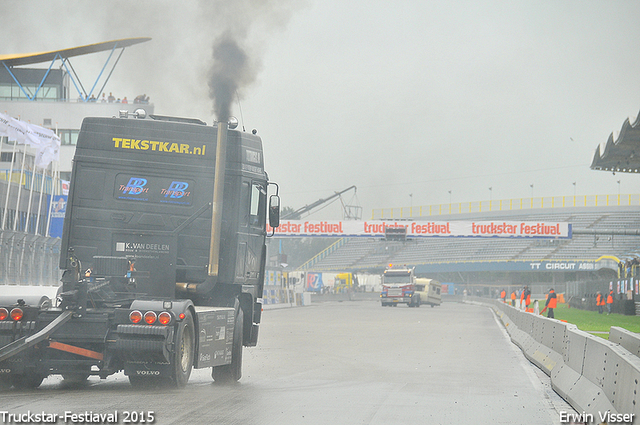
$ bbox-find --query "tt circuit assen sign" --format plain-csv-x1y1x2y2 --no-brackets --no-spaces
267,220,571,239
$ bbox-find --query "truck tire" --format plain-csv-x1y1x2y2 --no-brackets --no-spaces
212,307,243,384
171,310,195,388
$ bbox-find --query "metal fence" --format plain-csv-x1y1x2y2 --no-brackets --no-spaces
0,231,61,285
372,193,640,219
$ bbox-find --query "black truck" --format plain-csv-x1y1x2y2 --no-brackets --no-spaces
0,111,280,388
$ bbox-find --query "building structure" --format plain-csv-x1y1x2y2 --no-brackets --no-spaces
0,38,153,285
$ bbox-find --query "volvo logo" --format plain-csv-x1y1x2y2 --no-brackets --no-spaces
136,370,160,376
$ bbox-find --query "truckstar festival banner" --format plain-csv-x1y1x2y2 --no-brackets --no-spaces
267,220,572,239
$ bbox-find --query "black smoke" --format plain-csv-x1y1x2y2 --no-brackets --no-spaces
208,33,256,122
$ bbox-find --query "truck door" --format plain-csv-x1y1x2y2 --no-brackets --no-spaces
237,181,266,284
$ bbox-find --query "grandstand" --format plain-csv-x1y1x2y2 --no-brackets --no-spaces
296,201,640,294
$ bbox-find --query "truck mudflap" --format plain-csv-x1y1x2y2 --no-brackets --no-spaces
116,324,173,363
193,307,235,368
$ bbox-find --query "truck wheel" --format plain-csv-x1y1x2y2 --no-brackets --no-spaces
212,307,243,384
11,372,45,389
171,310,195,388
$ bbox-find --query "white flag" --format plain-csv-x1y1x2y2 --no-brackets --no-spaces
0,112,11,137
5,115,27,143
26,123,60,149
35,143,60,169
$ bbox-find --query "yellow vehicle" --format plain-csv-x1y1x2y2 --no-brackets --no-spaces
334,272,356,293
414,278,442,307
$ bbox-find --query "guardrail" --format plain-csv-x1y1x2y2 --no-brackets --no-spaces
372,193,640,219
470,297,640,422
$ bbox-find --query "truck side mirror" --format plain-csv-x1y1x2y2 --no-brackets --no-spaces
269,195,280,228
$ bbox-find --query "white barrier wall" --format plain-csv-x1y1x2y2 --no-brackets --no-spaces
477,297,639,423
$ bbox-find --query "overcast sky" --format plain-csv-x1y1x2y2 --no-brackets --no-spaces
3,0,640,219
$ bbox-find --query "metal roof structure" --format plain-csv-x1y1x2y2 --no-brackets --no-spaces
0,37,151,102
591,109,640,174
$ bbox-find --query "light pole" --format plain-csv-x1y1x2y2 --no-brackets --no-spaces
409,193,413,216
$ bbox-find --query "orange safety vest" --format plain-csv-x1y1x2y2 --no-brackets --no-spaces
500,290,506,299
547,291,557,309
607,291,614,304
510,292,516,300
596,294,605,306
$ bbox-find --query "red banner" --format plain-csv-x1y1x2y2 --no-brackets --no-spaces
268,220,571,239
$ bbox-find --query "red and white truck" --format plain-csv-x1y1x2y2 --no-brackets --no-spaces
380,266,420,307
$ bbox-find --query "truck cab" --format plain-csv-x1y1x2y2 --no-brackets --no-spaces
0,113,280,389
380,266,419,307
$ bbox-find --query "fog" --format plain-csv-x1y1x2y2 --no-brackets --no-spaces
2,0,640,219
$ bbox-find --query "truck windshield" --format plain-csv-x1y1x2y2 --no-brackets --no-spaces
383,274,411,284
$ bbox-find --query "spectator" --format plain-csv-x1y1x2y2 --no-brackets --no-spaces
100,93,107,103
134,94,149,104
607,289,614,314
596,291,605,314
122,97,128,104
544,288,557,318
89,94,97,102
108,92,115,103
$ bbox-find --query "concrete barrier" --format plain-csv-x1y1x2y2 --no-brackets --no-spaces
609,326,640,357
469,296,640,422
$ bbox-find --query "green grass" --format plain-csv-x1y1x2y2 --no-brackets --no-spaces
538,302,640,338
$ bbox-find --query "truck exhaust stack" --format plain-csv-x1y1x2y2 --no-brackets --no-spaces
208,121,228,278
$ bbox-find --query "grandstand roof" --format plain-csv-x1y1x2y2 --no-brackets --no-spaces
0,38,151,102
591,109,640,173
0,38,151,67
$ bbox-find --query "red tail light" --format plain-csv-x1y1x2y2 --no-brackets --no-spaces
10,308,23,321
0,308,8,320
129,310,142,324
144,311,157,325
158,312,171,325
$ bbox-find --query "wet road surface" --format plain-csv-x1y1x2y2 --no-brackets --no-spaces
1,301,570,424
